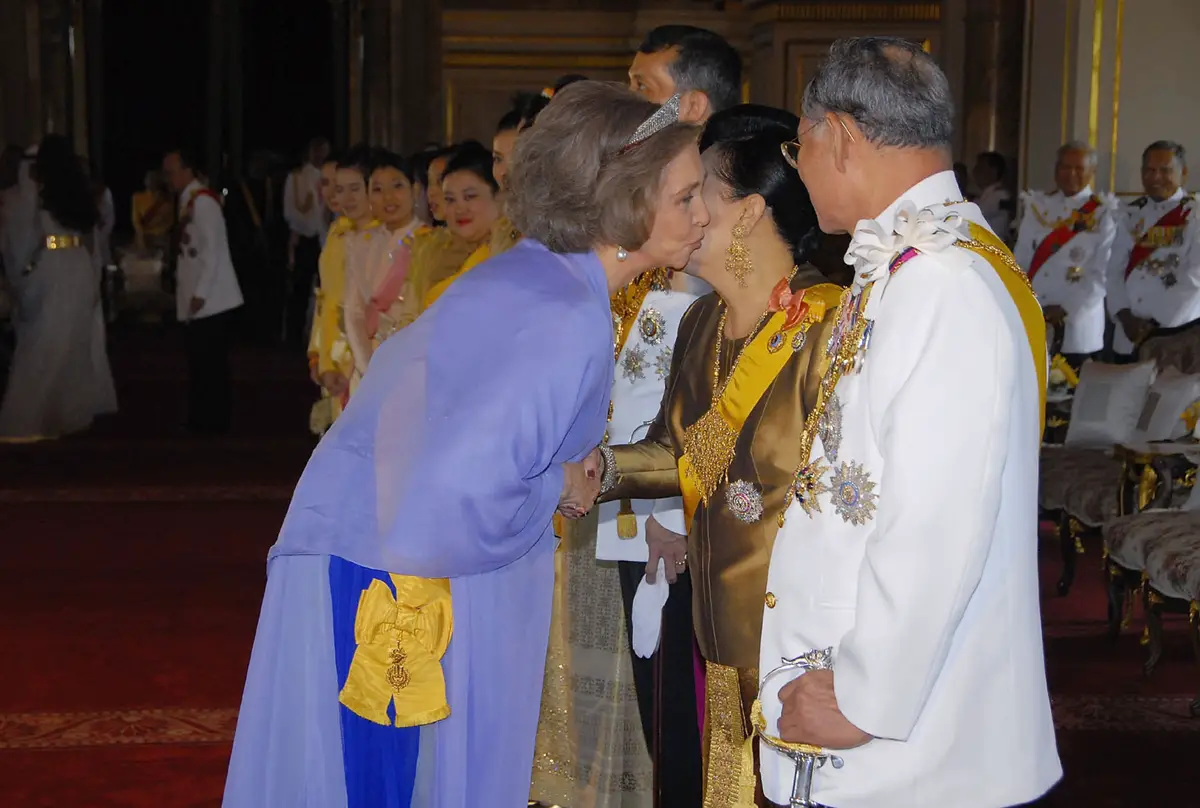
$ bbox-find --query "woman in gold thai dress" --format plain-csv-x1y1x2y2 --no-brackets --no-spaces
597,106,843,807
308,147,377,433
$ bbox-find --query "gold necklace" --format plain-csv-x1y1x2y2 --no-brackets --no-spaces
709,265,799,403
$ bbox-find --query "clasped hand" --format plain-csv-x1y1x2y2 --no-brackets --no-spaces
559,447,602,520
777,669,871,750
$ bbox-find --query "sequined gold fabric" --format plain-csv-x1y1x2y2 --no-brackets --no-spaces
702,662,759,808
530,510,654,808
606,268,839,669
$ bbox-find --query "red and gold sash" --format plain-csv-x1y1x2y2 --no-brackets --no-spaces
137,196,169,230
1028,197,1101,279
1125,197,1192,278
183,187,222,221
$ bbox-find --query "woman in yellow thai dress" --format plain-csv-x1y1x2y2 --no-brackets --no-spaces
131,170,174,253
308,147,377,433
596,106,842,806
343,150,422,382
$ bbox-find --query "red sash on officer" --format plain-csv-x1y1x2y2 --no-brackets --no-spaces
184,187,222,219
1124,198,1192,278
1028,197,1101,279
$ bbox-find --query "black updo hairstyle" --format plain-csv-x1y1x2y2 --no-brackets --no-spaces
495,74,590,135
336,143,374,181
698,104,819,266
368,149,414,185
440,139,498,194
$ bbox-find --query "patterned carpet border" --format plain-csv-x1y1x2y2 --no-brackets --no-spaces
0,484,293,503
0,698,1195,751
0,709,238,749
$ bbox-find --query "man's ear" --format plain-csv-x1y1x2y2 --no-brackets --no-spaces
678,91,710,125
829,112,858,175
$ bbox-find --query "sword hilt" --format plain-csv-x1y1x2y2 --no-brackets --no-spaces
754,647,843,808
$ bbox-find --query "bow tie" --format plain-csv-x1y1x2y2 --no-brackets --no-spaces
844,202,971,294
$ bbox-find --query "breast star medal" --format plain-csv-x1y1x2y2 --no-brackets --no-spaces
622,344,647,381
829,460,878,526
639,307,666,346
726,479,764,524
792,459,830,517
1066,265,1083,283
654,346,673,380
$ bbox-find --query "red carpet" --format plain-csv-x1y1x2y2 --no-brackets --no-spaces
0,328,1197,806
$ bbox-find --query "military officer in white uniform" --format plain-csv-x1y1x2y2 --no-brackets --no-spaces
759,38,1060,808
1107,140,1198,358
163,148,244,433
1014,141,1117,365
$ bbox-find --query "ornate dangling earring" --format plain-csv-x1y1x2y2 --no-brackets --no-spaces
725,215,753,287
616,246,629,262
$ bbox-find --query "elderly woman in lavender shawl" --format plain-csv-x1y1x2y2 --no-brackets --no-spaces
223,81,710,808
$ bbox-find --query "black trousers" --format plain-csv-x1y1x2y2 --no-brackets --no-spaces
186,310,234,433
286,235,321,347
618,560,703,808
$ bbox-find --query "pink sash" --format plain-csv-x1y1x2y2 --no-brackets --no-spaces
364,242,412,338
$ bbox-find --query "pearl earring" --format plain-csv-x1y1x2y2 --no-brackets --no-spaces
616,246,629,262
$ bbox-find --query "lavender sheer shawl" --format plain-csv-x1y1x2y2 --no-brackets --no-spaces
231,240,614,808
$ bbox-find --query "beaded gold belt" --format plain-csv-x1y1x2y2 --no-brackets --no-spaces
44,234,83,250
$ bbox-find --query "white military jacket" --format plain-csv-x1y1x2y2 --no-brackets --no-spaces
1107,188,1200,354
1013,186,1117,354
176,180,244,322
595,276,702,562
759,172,1060,808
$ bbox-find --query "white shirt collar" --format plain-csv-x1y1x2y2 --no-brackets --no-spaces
1151,187,1186,205
872,170,965,234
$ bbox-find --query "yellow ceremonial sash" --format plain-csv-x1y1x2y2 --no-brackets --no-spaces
338,574,454,728
960,223,1047,437
678,291,832,530
423,242,491,309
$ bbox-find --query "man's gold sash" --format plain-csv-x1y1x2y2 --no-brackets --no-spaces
678,289,835,530
959,223,1047,435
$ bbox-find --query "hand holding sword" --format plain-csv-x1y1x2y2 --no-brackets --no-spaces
754,648,870,808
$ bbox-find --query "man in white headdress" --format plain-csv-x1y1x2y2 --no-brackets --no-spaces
756,36,1061,808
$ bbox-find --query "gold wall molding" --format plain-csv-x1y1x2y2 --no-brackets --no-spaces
1109,0,1125,189
1060,0,1074,143
758,3,940,23
444,52,630,69
443,35,629,49
1087,0,1103,148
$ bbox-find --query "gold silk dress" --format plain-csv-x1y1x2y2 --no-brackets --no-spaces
603,268,842,806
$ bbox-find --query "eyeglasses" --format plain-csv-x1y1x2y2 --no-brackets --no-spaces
780,118,857,169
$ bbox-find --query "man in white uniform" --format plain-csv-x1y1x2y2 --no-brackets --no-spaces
758,37,1061,808
971,150,1014,242
602,24,737,804
1107,140,1197,359
164,148,245,433
282,136,330,347
1014,141,1117,366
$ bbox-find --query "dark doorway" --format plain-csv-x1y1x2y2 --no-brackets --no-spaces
99,0,334,238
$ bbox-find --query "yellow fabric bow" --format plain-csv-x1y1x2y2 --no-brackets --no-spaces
338,574,454,728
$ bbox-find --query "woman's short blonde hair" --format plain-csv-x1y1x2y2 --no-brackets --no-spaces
507,81,700,254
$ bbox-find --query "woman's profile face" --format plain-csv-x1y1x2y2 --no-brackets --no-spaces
687,148,745,282
369,166,415,231
320,161,341,215
335,167,369,223
492,128,519,192
638,143,709,271
426,156,450,222
443,170,500,244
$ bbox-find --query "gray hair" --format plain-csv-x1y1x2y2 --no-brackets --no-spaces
801,37,953,149
1057,141,1097,168
507,81,700,253
1143,140,1187,171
